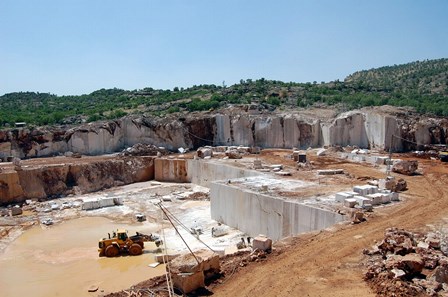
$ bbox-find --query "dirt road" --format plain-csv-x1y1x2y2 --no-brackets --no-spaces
213,158,448,297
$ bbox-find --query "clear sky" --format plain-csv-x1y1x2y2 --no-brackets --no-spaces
1,0,447,96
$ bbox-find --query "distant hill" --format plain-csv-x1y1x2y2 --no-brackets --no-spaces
1,58,447,128
345,58,448,95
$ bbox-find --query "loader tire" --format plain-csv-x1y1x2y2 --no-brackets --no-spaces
105,245,119,257
129,243,143,256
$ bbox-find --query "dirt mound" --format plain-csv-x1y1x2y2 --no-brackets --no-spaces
363,227,448,296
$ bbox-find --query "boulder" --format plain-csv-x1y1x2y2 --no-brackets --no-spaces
379,176,396,190
392,160,418,175
394,178,408,191
400,253,424,274
197,148,213,159
430,265,448,283
351,210,364,224
225,150,242,159
252,235,272,252
11,206,23,216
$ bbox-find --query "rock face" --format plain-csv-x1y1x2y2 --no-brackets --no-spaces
1,106,447,159
0,156,155,205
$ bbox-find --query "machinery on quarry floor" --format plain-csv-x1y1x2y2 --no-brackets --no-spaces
440,151,448,162
98,230,163,257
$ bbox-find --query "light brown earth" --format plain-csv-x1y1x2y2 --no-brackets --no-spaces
2,150,448,296
212,152,448,297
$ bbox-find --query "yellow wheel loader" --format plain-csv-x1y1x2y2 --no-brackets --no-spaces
98,229,163,257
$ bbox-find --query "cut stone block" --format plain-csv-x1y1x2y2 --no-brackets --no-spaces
344,198,357,208
252,235,272,252
270,164,283,170
170,254,203,273
335,192,354,203
391,192,399,201
253,159,262,169
376,156,389,165
113,197,123,205
365,156,377,164
317,169,344,175
353,155,366,162
194,249,220,272
211,226,229,237
353,185,367,196
366,193,383,205
172,271,205,294
353,185,378,195
275,171,291,176
354,195,372,207
381,193,392,203
249,147,261,154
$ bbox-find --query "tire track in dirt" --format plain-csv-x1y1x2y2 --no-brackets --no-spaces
213,160,448,297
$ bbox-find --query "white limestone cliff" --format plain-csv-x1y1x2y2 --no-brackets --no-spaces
1,107,447,159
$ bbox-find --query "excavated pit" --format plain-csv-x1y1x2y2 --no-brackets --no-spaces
0,152,367,296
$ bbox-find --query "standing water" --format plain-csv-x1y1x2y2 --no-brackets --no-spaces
0,217,165,297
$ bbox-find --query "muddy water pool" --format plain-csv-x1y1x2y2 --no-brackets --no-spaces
0,216,165,297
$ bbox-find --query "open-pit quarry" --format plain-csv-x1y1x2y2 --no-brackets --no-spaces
0,147,416,296
1,106,448,296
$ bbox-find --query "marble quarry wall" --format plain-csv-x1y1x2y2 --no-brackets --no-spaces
0,156,155,205
154,158,190,183
1,109,447,159
188,159,260,187
210,181,346,240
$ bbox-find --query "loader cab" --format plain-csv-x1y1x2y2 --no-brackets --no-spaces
116,230,128,241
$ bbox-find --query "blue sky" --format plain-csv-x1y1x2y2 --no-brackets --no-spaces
1,0,447,95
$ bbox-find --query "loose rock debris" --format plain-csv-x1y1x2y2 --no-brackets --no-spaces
104,249,271,297
119,144,169,156
363,227,448,296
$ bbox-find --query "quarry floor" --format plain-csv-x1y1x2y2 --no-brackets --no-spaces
1,149,448,296
212,153,448,297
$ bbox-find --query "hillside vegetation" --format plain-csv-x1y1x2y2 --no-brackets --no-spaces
1,58,447,127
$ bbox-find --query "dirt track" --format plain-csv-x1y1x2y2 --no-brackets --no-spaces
212,157,448,297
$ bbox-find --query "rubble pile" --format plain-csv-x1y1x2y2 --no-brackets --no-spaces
119,143,169,156
363,228,448,296
392,160,419,175
412,150,440,159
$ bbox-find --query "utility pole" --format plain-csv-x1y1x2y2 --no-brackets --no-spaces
386,135,394,177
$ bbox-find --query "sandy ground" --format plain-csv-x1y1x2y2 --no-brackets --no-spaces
211,153,448,297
